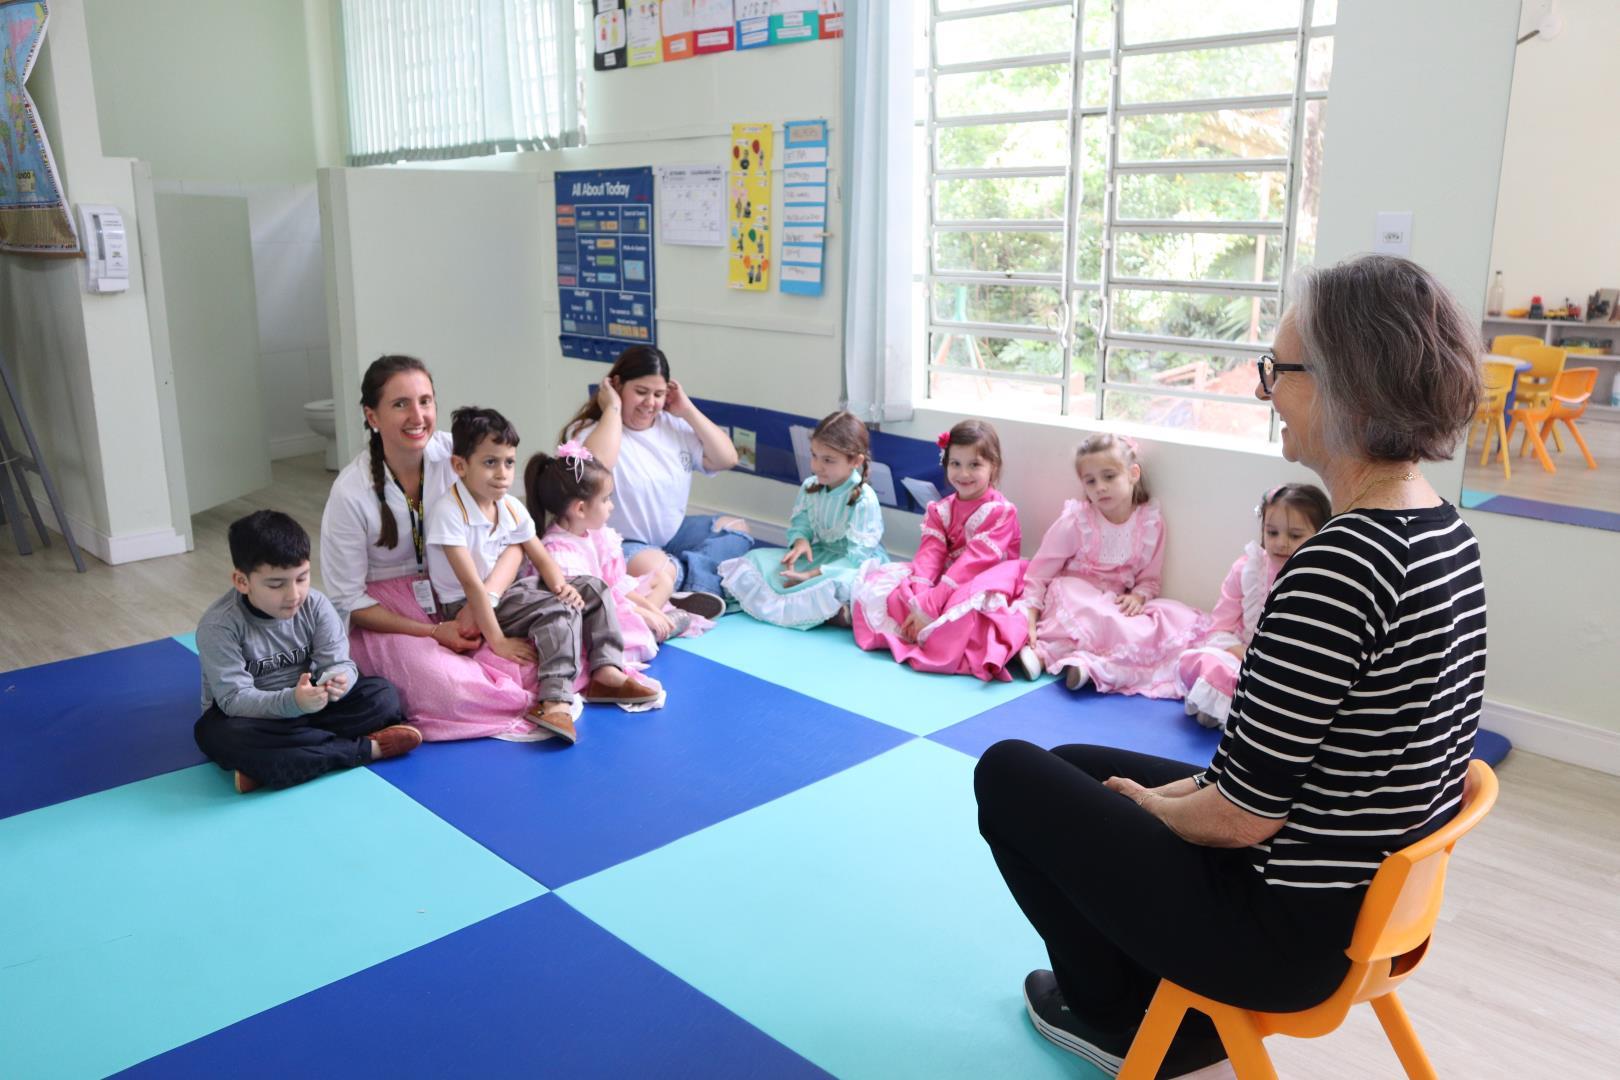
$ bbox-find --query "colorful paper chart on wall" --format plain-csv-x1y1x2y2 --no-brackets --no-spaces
728,123,772,291
627,0,661,66
0,1,77,255
692,0,734,54
556,167,657,363
779,119,827,296
593,0,628,71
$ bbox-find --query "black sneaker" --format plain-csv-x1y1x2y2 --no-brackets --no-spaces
1022,971,1228,1079
669,591,726,620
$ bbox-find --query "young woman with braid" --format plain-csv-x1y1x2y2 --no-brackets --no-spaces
318,355,548,741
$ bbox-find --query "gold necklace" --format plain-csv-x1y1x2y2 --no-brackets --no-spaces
1342,468,1417,511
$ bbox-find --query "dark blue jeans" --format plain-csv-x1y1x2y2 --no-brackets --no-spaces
622,513,753,595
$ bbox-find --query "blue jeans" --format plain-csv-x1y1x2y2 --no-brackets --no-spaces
622,514,753,596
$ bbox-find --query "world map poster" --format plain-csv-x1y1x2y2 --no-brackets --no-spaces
0,1,76,254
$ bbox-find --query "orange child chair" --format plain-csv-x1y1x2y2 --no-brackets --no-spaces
1470,360,1515,477
1502,342,1566,458
1519,367,1599,472
1118,760,1500,1080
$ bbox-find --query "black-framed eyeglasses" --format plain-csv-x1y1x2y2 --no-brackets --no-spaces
1256,354,1307,396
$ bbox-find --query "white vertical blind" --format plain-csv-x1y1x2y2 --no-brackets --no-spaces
342,0,582,165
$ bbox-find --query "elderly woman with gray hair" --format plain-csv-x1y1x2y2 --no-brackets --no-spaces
973,254,1487,1076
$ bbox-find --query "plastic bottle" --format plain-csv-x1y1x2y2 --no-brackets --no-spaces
1529,295,1544,319
1487,271,1505,316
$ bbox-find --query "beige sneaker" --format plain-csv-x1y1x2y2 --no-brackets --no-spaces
528,703,578,744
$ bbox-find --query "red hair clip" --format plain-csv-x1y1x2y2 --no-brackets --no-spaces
936,431,951,464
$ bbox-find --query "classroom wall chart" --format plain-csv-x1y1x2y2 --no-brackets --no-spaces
556,168,657,363
660,0,694,60
693,0,734,53
0,0,77,254
593,1,627,70
728,123,771,291
628,1,662,66
779,119,827,296
595,0,839,69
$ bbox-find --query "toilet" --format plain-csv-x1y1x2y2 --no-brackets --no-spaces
302,398,340,471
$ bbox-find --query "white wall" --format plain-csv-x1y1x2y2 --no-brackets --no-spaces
1487,0,1620,314
0,0,185,564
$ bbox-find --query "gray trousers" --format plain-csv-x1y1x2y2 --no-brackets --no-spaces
446,575,624,703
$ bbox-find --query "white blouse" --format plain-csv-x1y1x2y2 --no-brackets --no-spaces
319,431,459,618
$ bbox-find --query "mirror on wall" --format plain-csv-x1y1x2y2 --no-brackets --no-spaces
1462,3,1620,532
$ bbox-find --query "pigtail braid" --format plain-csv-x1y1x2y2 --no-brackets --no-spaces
370,427,400,549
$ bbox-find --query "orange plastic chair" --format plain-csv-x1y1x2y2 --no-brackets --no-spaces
1518,366,1598,472
1470,360,1514,477
1489,333,1541,356
1118,760,1500,1080
1502,342,1566,456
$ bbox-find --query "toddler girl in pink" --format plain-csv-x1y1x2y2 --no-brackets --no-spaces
1019,434,1209,696
851,419,1031,682
525,442,697,673
1176,482,1330,728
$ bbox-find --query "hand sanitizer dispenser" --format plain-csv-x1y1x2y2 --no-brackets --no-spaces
78,203,130,293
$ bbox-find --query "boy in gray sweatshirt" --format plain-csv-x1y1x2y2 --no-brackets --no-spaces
194,510,419,792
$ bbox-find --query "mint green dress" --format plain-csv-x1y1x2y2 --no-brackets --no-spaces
718,471,888,629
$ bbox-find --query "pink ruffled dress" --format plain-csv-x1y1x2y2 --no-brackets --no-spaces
1021,498,1210,698
1175,541,1278,727
541,523,659,670
851,488,1029,682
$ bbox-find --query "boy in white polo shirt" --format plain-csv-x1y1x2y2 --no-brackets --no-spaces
426,407,659,743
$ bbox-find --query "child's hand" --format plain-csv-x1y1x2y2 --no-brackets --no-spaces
643,608,675,641
453,603,484,641
432,621,481,653
780,567,820,587
1115,592,1146,617
1226,643,1247,662
492,637,538,665
321,671,349,699
900,610,928,643
780,538,813,568
552,581,585,609
665,378,692,418
293,673,327,714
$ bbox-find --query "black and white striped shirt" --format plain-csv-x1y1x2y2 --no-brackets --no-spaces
1199,503,1485,890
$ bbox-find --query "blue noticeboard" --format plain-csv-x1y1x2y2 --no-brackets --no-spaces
556,167,656,363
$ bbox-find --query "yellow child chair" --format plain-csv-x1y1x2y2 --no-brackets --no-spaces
1471,360,1515,477
1488,333,1542,356
1503,343,1567,457
1118,759,1500,1080
1518,367,1599,472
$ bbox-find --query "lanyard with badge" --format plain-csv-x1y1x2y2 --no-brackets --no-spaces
388,459,437,617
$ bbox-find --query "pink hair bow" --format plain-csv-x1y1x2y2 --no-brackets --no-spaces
557,440,594,482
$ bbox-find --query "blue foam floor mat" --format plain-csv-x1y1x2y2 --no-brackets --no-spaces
1,618,1516,1077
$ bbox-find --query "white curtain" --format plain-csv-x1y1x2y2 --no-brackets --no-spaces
341,0,581,165
841,0,914,423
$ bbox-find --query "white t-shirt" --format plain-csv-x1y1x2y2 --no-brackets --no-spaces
319,431,460,617
580,412,716,548
424,478,538,605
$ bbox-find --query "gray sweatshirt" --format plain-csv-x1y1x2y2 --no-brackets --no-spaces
196,588,359,719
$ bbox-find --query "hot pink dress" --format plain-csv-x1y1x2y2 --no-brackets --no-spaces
541,523,659,670
1021,498,1210,698
851,488,1029,682
1175,541,1278,727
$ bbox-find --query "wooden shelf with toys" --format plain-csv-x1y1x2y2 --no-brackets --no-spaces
1482,314,1620,419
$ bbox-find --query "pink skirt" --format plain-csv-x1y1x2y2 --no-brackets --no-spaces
1033,577,1211,699
348,576,541,742
851,559,1030,682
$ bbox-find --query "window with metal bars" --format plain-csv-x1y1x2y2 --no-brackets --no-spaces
914,0,1334,441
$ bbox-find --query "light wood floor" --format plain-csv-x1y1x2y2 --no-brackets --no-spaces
1463,414,1620,515
3,454,1618,1078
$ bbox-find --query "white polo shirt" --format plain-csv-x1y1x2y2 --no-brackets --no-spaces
424,478,537,605
319,431,460,618
580,412,717,548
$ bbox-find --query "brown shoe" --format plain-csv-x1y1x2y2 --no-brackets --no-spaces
233,770,262,794
528,703,578,744
582,674,661,704
371,724,424,760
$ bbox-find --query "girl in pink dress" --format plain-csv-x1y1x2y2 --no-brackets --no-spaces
851,419,1032,682
1175,483,1331,728
526,442,704,675
1019,434,1210,698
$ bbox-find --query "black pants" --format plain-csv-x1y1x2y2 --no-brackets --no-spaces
194,675,404,789
974,741,1361,1036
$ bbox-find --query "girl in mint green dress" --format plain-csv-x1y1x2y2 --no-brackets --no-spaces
719,411,888,629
